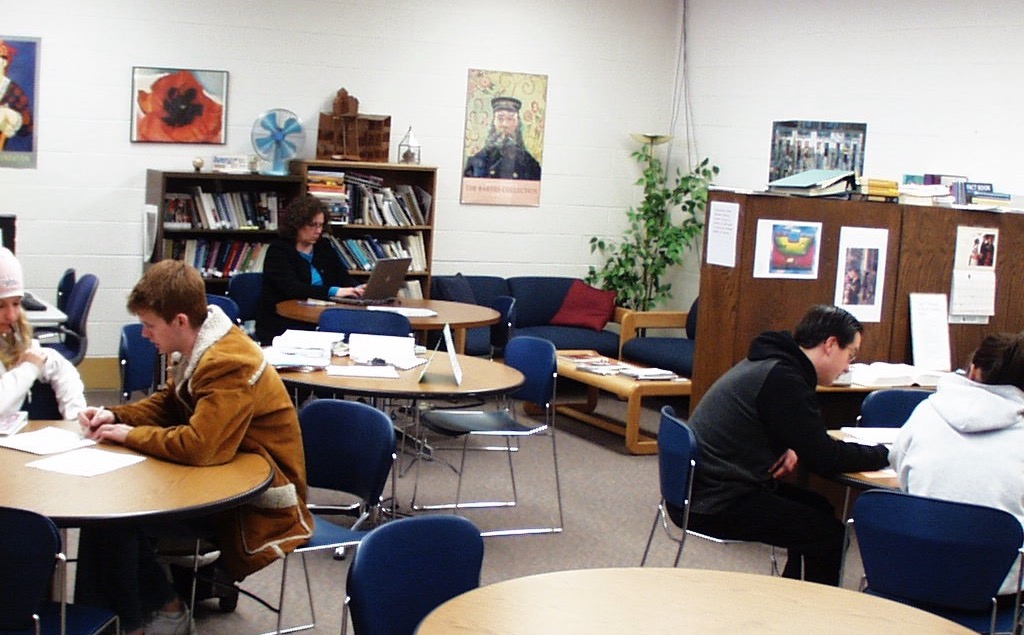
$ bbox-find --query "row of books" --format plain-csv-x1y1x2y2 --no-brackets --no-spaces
163,188,282,231
306,170,432,227
325,234,427,272
164,238,269,278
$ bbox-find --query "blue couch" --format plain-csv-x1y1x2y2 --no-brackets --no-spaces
430,275,625,357
618,297,698,378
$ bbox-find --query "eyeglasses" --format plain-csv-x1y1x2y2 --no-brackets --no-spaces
845,345,859,363
305,221,325,229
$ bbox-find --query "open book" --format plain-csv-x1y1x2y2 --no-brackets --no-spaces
847,362,946,388
768,169,856,197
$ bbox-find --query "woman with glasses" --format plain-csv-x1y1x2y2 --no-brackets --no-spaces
256,195,363,343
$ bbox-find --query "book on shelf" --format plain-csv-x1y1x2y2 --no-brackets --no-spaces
846,362,947,388
768,169,856,197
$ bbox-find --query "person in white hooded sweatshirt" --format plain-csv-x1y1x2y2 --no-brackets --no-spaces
0,247,85,419
890,332,1024,598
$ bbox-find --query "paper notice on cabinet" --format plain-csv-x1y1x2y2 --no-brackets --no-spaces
706,201,740,268
909,293,952,371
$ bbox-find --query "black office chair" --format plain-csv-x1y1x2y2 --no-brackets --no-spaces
41,273,98,366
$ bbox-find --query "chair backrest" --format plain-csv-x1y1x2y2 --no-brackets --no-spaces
59,273,98,364
119,323,158,402
858,388,931,427
504,336,556,407
317,307,412,341
207,293,241,324
685,296,699,340
64,273,98,338
489,295,516,351
0,506,61,631
851,489,1023,611
345,515,484,635
658,406,698,516
55,267,76,313
227,272,262,323
298,399,395,506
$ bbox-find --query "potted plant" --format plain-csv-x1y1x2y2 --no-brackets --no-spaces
587,140,718,311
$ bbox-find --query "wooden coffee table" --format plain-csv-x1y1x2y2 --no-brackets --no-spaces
555,350,691,455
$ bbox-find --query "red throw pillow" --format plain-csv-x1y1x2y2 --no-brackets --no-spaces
549,280,617,331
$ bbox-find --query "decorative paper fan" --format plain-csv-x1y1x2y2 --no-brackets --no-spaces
251,108,305,175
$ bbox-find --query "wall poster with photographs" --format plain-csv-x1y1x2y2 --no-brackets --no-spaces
0,36,40,169
769,120,866,182
460,68,547,206
131,66,227,144
833,226,889,323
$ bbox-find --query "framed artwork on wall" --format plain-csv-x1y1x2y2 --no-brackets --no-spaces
0,35,41,169
131,66,228,144
460,68,548,206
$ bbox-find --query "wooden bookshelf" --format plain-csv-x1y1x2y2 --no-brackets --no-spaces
289,159,437,299
145,170,304,292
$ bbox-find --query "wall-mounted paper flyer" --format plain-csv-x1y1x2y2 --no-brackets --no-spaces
706,200,740,268
833,226,888,323
909,292,952,371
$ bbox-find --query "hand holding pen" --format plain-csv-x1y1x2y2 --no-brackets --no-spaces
78,406,115,439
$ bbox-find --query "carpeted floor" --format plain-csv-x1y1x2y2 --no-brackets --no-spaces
79,382,864,634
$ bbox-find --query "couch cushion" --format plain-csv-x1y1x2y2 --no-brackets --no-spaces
516,325,621,358
549,280,617,331
432,273,477,305
622,337,696,378
506,277,577,328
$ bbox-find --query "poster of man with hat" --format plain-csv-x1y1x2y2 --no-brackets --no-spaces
461,68,547,206
0,36,40,169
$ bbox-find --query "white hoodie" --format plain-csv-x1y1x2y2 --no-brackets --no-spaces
890,372,1024,596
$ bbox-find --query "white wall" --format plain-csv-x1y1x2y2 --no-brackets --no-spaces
0,0,684,360
683,0,1024,193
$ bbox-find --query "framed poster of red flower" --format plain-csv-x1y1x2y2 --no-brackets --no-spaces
131,67,227,144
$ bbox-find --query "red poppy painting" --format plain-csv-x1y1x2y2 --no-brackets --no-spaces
131,67,227,144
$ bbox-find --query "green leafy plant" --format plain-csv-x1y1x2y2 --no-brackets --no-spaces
587,143,718,310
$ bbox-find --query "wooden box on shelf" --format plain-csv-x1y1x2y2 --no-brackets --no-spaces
145,169,304,291
290,159,436,299
316,113,391,163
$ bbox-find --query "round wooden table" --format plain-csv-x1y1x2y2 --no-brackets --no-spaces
275,298,500,354
415,567,976,634
0,420,274,526
277,352,524,400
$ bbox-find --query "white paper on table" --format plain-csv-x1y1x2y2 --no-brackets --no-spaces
706,201,740,268
839,427,901,446
909,293,952,371
27,447,146,477
326,364,400,379
348,333,418,367
859,467,898,479
0,427,96,455
263,347,332,369
367,306,438,318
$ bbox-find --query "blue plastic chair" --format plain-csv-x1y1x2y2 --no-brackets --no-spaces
487,295,516,358
41,273,98,366
857,388,932,427
414,335,563,536
119,323,158,403
640,405,697,566
342,516,484,635
640,405,788,574
55,268,76,313
0,506,119,635
846,489,1023,634
268,399,397,635
317,307,412,341
226,272,262,337
206,293,241,325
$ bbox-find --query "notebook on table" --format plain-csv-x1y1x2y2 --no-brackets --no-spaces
334,257,412,306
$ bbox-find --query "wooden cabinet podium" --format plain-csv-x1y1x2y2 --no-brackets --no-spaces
692,191,1024,408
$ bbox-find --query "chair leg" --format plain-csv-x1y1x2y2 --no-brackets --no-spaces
640,510,660,566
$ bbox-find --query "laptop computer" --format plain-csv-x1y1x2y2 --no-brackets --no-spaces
334,257,412,306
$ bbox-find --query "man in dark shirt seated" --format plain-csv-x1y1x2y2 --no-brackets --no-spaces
669,304,889,585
